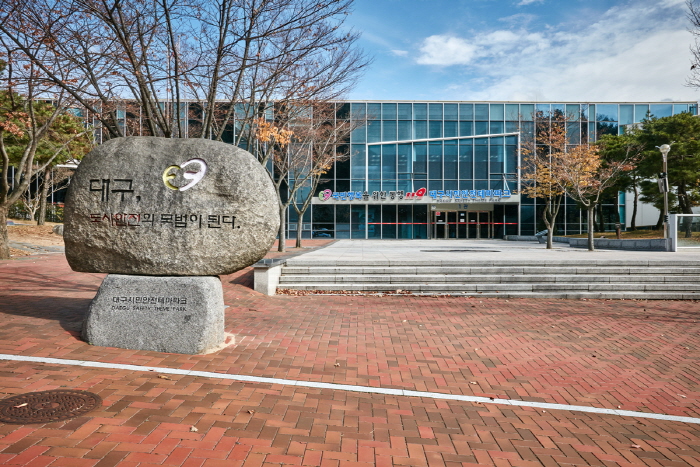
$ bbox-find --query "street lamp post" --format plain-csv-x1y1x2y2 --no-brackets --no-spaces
657,144,671,239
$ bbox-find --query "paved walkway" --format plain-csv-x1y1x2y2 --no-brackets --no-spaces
0,241,699,466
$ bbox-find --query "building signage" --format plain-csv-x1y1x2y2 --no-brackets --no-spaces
314,187,519,204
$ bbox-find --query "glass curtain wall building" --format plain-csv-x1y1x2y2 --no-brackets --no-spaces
300,101,698,240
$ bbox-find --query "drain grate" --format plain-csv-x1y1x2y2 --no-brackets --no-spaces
0,390,102,424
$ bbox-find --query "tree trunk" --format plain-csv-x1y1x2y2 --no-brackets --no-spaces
277,204,286,252
596,203,604,232
587,205,595,251
37,167,51,226
295,224,303,248
0,207,10,259
630,186,638,231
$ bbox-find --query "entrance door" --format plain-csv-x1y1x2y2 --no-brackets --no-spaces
432,210,492,239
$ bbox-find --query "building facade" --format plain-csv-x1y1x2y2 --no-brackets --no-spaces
295,101,697,240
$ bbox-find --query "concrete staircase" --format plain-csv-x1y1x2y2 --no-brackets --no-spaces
276,259,700,299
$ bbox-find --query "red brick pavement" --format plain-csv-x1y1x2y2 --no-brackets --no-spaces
1,244,700,466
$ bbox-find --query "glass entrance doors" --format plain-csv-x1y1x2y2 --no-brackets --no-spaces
432,210,492,239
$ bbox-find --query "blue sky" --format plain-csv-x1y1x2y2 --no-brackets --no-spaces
345,0,699,102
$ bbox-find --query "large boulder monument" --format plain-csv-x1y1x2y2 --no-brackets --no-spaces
64,137,279,353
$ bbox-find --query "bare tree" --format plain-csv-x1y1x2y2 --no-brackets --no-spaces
688,0,700,88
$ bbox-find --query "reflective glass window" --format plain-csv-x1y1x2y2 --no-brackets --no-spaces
459,103,474,120
650,104,672,118
444,121,458,138
506,144,517,174
398,103,412,120
444,140,458,179
367,206,380,239
596,121,618,137
412,143,427,174
459,142,473,179
351,103,366,119
397,144,412,174
619,105,634,125
691,104,698,115
475,121,489,135
351,125,366,143
520,104,535,121
490,104,504,121
382,205,397,239
350,145,365,178
429,103,443,120
413,103,427,119
397,121,412,140
382,144,397,179
475,138,488,179
382,103,397,119
536,103,550,114
552,104,565,118
414,120,427,139
596,104,618,122
475,104,489,120
459,121,473,136
634,104,649,122
367,103,381,119
382,120,397,141
490,142,504,174
368,145,381,179
673,104,689,115
567,122,580,144
367,120,381,143
505,104,519,121
429,121,443,138
505,121,519,132
566,104,580,121
490,121,504,134
444,104,458,120
428,141,442,179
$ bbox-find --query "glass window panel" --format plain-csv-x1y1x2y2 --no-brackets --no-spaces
596,121,618,137
475,144,488,179
350,145,365,178
351,205,366,238
337,205,350,224
459,180,473,190
429,103,443,120
474,180,489,189
552,104,565,117
351,103,366,119
489,121,504,134
650,104,672,118
475,104,489,120
382,120,397,141
335,179,350,191
382,144,397,179
505,121,518,133
367,145,381,179
459,103,474,120
367,206,381,239
506,145,517,174
634,104,649,122
368,180,381,192
414,120,427,139
566,104,580,121
673,104,689,115
444,140,457,179
312,205,334,223
412,143,427,174
690,103,698,115
536,103,550,114
505,104,519,121
475,121,489,135
429,121,443,138
351,125,366,143
459,142,473,179
567,122,580,144
367,103,381,119
398,103,412,120
520,121,534,140
588,122,596,142
413,103,427,119
398,143,412,174
398,121,411,140
489,104,504,121
428,180,443,191
367,120,381,143
398,205,413,239
382,103,397,120
459,121,473,136
382,179,397,191
444,103,458,120
444,121,458,137
596,104,618,122
413,205,427,239
351,179,366,191
619,105,634,125
489,144,504,175
444,180,458,191
521,205,535,223
428,141,442,179
382,205,397,239
520,104,535,121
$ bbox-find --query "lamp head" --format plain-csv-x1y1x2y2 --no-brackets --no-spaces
658,144,671,159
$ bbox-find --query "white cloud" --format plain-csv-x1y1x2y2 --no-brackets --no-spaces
391,49,408,57
517,0,544,5
416,35,478,65
414,0,698,101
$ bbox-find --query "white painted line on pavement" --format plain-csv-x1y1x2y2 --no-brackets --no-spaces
1,353,698,425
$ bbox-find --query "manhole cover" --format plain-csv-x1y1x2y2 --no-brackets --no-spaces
421,249,500,252
0,390,102,424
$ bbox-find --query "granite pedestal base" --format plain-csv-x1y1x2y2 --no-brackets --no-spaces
83,274,224,354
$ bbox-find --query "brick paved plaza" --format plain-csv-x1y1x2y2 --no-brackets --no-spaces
1,247,699,466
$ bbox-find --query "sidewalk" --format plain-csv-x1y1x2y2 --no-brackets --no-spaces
0,242,699,466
